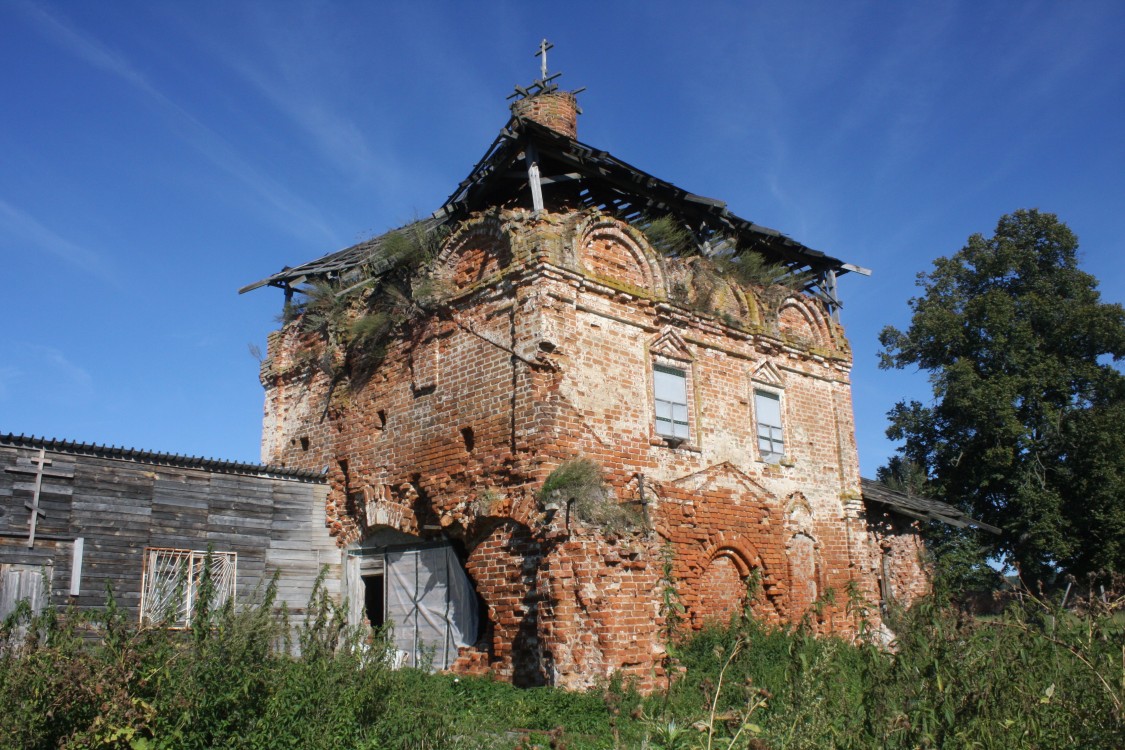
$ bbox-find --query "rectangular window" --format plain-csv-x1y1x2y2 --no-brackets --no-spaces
654,365,690,440
755,390,784,462
140,548,236,627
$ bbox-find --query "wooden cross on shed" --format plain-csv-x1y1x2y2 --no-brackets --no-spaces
5,448,54,548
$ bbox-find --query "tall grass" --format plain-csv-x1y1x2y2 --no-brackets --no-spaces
2,577,1121,749
654,588,1124,749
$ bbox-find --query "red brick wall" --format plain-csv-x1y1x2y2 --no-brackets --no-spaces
259,208,928,689
866,511,931,610
695,555,745,624
510,91,580,138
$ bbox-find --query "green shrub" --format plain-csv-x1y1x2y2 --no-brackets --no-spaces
2,575,1122,749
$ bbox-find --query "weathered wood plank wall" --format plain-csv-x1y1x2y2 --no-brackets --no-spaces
0,441,339,623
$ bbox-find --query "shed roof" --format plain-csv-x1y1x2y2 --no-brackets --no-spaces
861,477,1001,534
1,433,325,483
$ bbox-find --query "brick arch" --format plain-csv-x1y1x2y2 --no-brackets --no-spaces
573,216,664,294
702,537,762,576
777,296,830,349
436,217,512,290
689,538,780,626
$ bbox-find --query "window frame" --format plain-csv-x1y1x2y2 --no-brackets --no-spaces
753,387,785,463
653,364,691,441
139,547,237,628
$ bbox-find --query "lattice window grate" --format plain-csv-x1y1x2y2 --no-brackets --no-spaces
139,548,236,627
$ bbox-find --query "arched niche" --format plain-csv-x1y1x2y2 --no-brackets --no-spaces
692,540,779,626
786,532,821,617
573,216,664,295
435,218,512,291
696,552,747,623
784,492,823,617
777,295,830,349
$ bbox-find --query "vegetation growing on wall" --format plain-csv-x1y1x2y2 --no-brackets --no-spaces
639,215,813,325
539,458,646,534
281,222,450,387
279,213,827,391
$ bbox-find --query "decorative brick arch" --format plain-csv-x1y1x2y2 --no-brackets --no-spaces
702,536,763,576
573,215,664,295
777,296,830,350
436,216,512,291
689,536,781,626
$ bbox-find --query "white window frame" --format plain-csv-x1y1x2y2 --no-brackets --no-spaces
754,388,785,463
140,547,237,628
653,364,690,441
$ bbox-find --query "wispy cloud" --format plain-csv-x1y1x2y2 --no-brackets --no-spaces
15,1,339,245
32,345,94,391
225,51,384,183
0,344,94,403
15,1,154,94
167,4,402,191
0,198,121,287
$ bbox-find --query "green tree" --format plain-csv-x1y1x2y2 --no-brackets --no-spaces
879,209,1125,582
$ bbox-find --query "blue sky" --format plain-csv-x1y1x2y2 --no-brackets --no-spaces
2,1,1123,474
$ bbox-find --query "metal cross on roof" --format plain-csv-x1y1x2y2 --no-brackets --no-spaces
535,38,554,79
508,39,564,101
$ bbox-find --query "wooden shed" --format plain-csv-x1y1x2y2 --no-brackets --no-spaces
0,433,338,625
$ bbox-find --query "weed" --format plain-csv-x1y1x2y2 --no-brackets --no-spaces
660,544,687,641
539,459,645,534
640,216,696,258
2,574,1123,748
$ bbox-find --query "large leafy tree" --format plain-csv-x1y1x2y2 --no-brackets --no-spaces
879,209,1125,582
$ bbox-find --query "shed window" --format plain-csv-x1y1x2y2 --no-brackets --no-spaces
755,390,784,462
140,548,236,627
654,365,690,440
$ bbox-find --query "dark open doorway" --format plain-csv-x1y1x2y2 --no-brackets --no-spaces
362,573,385,628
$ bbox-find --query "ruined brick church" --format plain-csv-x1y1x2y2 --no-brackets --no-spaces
241,63,987,690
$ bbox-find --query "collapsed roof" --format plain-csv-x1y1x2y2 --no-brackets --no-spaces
241,98,869,315
861,478,1001,534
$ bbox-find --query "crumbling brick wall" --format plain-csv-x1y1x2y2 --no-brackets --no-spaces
866,511,931,611
259,207,924,689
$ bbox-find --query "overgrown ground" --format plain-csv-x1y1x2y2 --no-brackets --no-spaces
2,575,1122,749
